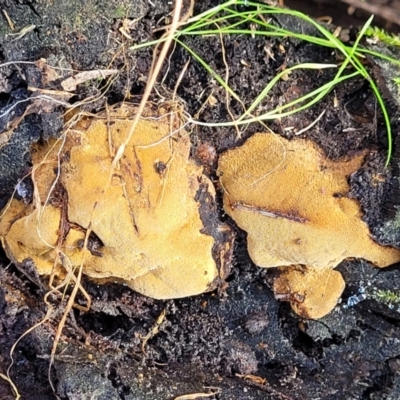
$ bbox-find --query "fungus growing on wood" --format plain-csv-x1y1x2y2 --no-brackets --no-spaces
0,105,232,299
273,267,346,319
217,133,400,318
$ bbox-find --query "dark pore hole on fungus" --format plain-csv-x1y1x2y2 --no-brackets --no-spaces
77,231,105,258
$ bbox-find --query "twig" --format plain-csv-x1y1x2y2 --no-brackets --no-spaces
217,23,243,138
111,0,184,169
2,10,15,31
340,0,400,26
294,109,326,135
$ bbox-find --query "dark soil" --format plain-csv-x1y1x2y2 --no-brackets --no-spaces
286,0,400,33
1,1,400,399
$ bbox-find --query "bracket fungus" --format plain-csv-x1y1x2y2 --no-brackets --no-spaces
0,105,232,299
217,133,400,319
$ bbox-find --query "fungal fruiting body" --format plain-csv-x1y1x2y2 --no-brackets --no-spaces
0,105,232,299
217,133,400,318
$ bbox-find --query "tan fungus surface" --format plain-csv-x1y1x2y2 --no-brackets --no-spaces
218,133,400,318
218,133,400,269
273,267,346,319
0,106,223,299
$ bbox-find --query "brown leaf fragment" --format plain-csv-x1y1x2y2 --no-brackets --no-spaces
28,87,74,103
236,373,266,385
174,390,220,400
41,64,61,85
61,69,119,91
141,308,166,354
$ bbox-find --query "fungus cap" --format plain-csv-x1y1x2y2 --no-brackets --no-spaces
0,105,231,299
217,133,400,270
218,133,400,317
